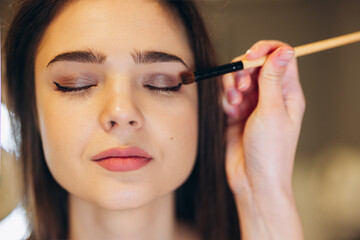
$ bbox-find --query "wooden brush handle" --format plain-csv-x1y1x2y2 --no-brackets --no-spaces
242,31,360,69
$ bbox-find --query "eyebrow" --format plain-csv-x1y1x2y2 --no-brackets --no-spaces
47,49,106,67
131,50,188,67
46,49,187,68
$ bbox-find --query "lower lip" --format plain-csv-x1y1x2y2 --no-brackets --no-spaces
95,157,152,172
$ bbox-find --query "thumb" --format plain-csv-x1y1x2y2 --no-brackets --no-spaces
257,47,295,109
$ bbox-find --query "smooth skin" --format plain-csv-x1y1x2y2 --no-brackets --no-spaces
223,42,305,239
34,0,304,239
35,1,198,239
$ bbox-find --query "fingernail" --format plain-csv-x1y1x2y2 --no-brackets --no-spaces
246,49,254,55
276,50,295,66
227,88,241,105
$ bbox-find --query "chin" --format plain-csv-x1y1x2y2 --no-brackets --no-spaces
92,186,157,211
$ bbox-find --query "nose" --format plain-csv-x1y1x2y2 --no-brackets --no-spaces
99,90,144,133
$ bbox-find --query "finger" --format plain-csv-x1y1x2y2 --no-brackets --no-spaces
257,46,295,109
282,58,306,126
231,54,246,63
232,54,255,93
235,70,252,92
246,40,288,60
222,96,241,120
222,73,242,105
232,54,257,76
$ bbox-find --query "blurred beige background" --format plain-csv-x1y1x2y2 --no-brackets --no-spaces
1,0,360,239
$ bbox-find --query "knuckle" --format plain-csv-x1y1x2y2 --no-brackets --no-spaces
252,40,269,50
258,40,294,53
231,54,245,62
262,71,283,85
256,40,270,45
274,40,288,46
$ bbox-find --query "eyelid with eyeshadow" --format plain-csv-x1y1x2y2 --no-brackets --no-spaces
53,81,97,93
53,72,183,95
142,73,183,94
55,74,98,85
143,73,181,88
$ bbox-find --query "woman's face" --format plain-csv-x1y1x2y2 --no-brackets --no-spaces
35,0,197,209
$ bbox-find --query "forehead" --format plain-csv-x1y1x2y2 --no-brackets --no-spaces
36,0,194,69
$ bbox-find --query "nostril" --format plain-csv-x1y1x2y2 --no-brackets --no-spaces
110,121,116,127
129,120,137,127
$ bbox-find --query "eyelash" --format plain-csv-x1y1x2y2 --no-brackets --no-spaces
53,82,182,94
144,83,182,93
54,82,96,93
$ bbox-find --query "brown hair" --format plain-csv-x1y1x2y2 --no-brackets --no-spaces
3,0,240,239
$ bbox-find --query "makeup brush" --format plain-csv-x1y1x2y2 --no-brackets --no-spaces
181,31,360,84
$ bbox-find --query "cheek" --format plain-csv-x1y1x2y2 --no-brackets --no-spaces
35,83,94,182
144,86,198,186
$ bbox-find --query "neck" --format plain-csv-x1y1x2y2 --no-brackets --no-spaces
68,192,177,240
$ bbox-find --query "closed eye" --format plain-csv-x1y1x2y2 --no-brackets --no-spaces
145,83,182,93
53,82,97,93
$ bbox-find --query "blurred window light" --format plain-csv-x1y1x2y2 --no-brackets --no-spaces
1,103,18,153
1,105,27,238
0,205,29,240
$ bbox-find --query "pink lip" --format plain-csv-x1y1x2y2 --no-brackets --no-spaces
92,147,153,172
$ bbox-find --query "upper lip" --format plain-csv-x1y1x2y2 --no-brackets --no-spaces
91,147,153,161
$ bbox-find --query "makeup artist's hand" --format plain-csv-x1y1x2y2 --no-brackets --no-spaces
222,41,305,239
